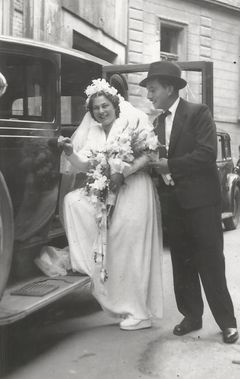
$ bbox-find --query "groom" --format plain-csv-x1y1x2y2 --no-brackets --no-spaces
140,60,238,343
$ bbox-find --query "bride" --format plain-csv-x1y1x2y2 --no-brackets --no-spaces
60,79,163,330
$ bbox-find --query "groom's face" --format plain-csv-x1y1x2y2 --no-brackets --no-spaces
146,78,172,110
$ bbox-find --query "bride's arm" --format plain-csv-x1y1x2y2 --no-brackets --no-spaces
122,154,150,178
109,155,150,193
121,115,158,178
66,150,90,173
60,137,90,173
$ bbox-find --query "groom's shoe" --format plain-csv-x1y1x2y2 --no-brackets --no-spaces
173,317,202,336
222,328,239,344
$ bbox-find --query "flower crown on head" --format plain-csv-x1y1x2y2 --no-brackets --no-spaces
85,78,120,104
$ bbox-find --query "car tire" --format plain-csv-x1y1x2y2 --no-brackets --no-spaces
223,185,240,231
0,172,14,300
0,326,8,376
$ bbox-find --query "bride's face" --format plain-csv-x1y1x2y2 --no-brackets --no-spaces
92,95,116,128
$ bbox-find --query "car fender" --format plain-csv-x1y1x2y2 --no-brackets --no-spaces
226,173,240,209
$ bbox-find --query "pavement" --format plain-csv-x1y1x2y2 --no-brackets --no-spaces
4,228,240,379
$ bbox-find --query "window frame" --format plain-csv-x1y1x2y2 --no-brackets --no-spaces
0,46,60,131
158,19,188,61
103,61,214,116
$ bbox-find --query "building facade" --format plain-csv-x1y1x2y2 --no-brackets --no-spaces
0,0,240,159
128,0,240,159
0,0,128,64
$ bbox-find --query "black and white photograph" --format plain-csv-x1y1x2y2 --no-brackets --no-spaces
0,0,240,378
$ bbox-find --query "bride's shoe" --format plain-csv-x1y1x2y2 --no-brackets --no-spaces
120,317,151,331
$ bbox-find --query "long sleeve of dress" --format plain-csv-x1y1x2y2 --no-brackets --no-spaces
122,155,150,178
65,150,90,173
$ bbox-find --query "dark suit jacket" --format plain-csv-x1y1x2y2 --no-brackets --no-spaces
166,98,221,209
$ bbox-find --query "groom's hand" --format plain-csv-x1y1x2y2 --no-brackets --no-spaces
149,158,170,175
109,173,124,193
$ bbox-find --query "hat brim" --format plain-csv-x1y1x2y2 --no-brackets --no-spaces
139,74,187,89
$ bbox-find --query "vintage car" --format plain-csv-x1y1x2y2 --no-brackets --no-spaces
217,131,240,230
0,35,239,374
0,35,106,374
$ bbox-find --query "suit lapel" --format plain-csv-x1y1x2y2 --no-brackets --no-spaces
168,98,187,157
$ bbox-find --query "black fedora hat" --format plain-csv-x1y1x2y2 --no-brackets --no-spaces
139,61,187,89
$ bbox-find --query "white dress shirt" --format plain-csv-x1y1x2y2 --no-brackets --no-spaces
159,97,180,186
165,97,180,152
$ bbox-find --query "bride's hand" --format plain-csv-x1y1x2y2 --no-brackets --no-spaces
58,137,73,156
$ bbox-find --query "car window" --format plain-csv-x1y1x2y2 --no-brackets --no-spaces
0,53,55,123
61,95,86,126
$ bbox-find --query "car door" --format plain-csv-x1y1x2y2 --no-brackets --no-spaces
0,40,61,281
48,53,102,237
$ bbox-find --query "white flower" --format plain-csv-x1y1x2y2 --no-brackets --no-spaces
109,157,125,174
119,133,131,144
92,168,102,179
96,152,107,164
146,135,159,151
91,176,108,191
90,194,98,204
85,79,120,103
138,129,149,140
107,140,120,154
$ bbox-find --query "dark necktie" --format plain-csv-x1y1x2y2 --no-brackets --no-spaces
154,110,171,158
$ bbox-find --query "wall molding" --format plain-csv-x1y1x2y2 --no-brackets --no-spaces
185,0,240,14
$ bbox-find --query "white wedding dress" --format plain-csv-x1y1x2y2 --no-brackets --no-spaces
62,106,163,320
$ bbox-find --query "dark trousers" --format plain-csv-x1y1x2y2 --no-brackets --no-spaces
160,190,237,330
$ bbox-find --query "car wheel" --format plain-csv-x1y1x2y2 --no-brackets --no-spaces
223,185,240,230
0,172,14,300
